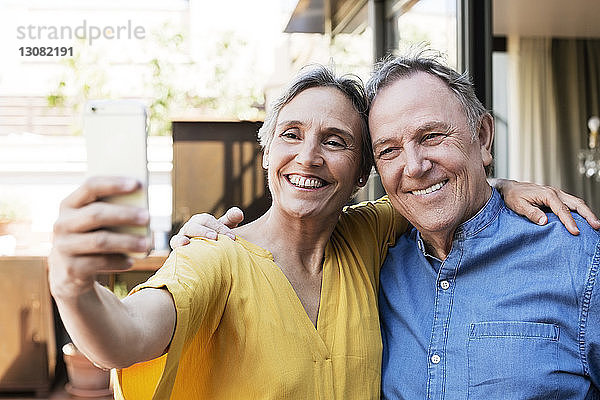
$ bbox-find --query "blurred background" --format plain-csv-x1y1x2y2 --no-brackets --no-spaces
0,0,599,397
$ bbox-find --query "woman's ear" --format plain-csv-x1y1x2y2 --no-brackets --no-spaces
357,174,368,187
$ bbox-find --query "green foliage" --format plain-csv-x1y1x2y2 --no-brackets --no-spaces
110,280,129,300
46,23,265,137
46,38,111,135
0,197,30,224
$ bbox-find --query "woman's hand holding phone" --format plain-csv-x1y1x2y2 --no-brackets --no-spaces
49,176,152,298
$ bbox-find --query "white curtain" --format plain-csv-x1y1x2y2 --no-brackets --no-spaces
507,37,600,213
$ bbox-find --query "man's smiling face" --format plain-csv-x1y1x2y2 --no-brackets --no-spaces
368,72,493,248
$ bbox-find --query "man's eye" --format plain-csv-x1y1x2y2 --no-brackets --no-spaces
377,147,398,159
422,133,444,142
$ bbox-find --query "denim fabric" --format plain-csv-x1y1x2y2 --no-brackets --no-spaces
380,188,600,399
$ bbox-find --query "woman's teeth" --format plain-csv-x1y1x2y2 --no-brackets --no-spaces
288,175,325,189
412,180,447,196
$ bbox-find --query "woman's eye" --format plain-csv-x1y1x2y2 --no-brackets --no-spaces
281,130,300,140
325,139,345,148
324,135,347,148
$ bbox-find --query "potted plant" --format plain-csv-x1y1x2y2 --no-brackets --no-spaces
0,198,31,256
62,343,112,397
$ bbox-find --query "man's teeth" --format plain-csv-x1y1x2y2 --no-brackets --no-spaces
288,175,325,189
412,181,447,196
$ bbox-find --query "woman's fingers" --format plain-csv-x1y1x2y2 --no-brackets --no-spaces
48,251,133,297
169,235,190,249
181,213,237,240
554,190,600,230
49,176,151,298
218,207,244,229
169,209,245,249
54,231,151,256
515,198,548,226
539,190,579,235
499,178,600,235
70,254,134,276
55,202,149,234
60,176,141,210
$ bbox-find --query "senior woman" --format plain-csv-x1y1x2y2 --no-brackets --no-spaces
51,66,400,399
50,65,597,400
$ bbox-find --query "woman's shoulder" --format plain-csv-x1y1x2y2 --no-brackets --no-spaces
171,235,240,264
338,196,406,235
342,196,394,218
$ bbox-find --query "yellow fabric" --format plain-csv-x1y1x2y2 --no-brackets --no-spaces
114,197,407,400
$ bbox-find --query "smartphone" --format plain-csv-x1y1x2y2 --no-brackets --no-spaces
83,100,151,257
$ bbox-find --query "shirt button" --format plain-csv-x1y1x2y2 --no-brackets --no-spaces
440,280,450,290
431,354,441,364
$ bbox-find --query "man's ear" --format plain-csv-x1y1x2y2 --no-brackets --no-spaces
478,113,494,167
262,151,269,169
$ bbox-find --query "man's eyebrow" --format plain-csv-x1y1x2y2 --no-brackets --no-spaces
372,122,455,149
414,121,454,135
372,137,395,149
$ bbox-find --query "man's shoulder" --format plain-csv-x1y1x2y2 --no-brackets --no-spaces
499,205,600,242
496,208,600,275
545,211,600,252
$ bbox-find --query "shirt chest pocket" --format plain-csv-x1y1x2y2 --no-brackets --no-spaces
467,321,560,400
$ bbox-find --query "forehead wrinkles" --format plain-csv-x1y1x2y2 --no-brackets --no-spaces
279,88,359,131
371,78,466,137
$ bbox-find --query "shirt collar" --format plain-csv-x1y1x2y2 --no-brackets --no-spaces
411,187,502,259
454,187,502,239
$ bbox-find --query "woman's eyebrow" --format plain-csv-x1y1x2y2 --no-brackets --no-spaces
276,120,304,129
325,127,353,139
276,121,354,140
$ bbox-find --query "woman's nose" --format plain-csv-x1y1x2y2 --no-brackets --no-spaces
295,140,324,167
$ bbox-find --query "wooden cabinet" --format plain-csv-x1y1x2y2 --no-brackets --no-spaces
0,254,168,397
0,257,55,397
172,121,270,233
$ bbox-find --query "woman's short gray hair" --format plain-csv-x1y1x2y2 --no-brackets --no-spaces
258,65,373,178
365,50,487,140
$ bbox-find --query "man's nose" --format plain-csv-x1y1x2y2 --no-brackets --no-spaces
404,147,432,178
295,139,324,167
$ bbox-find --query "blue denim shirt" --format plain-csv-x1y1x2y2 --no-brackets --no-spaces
380,188,600,399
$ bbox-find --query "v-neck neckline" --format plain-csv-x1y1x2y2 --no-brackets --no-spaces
234,236,333,353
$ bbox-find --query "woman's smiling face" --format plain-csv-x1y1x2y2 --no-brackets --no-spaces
265,86,365,221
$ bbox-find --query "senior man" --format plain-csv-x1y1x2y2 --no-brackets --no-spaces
368,55,600,398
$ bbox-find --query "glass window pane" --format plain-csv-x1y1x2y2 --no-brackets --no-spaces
391,0,458,69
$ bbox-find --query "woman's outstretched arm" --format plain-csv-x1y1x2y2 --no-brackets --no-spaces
49,176,175,369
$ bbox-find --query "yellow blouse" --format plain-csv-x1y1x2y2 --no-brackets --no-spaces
114,197,406,399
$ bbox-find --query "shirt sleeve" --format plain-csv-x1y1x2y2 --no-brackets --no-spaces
117,237,234,399
337,196,409,276
584,237,600,388
131,237,233,345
